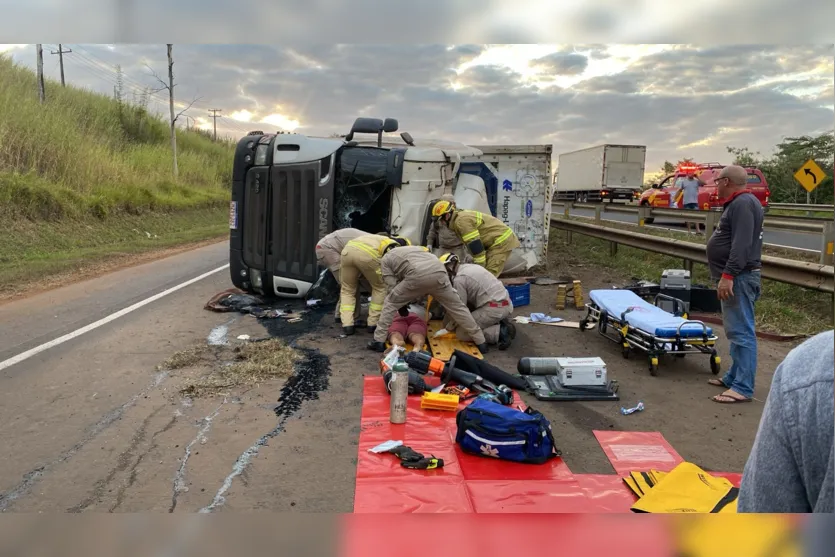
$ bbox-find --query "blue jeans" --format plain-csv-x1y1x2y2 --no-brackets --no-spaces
720,271,761,398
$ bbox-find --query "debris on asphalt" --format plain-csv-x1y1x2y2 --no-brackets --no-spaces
533,277,560,286
207,325,230,346
237,334,251,341
621,401,645,415
306,299,321,307
530,313,563,323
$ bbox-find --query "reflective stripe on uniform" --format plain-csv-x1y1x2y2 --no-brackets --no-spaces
473,253,487,264
474,212,483,227
462,230,480,242
492,227,513,246
340,304,356,311
369,303,383,311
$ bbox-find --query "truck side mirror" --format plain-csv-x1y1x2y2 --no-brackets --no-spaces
383,118,399,133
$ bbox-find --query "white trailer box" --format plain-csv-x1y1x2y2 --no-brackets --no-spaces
461,145,553,270
555,357,608,387
554,144,646,203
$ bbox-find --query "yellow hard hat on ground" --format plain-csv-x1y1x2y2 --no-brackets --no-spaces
431,199,455,218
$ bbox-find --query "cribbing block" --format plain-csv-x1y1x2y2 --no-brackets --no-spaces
420,392,459,412
426,321,483,361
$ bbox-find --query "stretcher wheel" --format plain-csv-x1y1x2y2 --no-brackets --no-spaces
648,356,659,377
621,345,630,359
710,352,721,375
579,319,589,331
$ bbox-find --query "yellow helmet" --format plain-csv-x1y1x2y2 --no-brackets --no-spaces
438,252,459,267
390,235,412,247
431,199,455,218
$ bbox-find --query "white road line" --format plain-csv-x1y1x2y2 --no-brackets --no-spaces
0,264,230,373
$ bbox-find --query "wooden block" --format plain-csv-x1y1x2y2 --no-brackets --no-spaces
426,320,483,361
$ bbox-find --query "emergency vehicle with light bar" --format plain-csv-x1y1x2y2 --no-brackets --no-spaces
637,162,770,223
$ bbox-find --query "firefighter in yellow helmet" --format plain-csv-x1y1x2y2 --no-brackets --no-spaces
431,199,520,277
339,234,410,336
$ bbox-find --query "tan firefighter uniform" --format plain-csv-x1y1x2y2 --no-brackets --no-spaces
426,195,471,262
444,263,513,344
374,247,486,346
316,228,368,321
339,234,399,327
449,210,520,277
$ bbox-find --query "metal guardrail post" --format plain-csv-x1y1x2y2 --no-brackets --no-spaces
704,210,719,239
638,206,649,227
610,241,618,256
564,202,570,218
821,221,835,265
594,205,602,223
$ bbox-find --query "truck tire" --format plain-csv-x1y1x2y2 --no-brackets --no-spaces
640,201,655,224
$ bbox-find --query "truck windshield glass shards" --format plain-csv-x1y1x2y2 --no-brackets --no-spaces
333,146,392,233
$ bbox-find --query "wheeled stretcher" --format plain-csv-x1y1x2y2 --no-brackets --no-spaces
579,289,720,376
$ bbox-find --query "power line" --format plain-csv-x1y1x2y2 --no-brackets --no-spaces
208,109,221,140
50,44,72,86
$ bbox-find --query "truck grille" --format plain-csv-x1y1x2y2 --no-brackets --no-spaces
266,164,320,283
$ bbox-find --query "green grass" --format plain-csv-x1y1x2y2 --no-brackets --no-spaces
548,227,833,335
768,208,832,219
1,207,228,297
0,55,236,294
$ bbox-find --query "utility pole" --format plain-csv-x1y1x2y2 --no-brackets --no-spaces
166,44,178,179
36,44,45,103
50,44,72,86
209,109,222,141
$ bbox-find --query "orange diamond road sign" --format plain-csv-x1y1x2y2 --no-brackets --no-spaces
794,159,827,193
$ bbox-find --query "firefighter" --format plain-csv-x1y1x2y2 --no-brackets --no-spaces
430,200,520,277
425,194,471,263
339,234,411,335
368,246,489,354
439,253,516,350
315,227,368,324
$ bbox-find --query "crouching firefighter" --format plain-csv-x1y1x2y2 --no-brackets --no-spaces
315,227,368,323
439,253,516,350
368,246,489,354
339,234,411,336
430,200,520,277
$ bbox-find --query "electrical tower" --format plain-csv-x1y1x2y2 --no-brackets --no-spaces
208,109,222,140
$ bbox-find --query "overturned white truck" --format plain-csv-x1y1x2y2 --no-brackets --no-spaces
229,117,553,298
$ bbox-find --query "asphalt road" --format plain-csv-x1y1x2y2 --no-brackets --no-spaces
0,241,799,512
562,205,822,252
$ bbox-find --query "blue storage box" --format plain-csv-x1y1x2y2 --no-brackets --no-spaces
505,282,530,308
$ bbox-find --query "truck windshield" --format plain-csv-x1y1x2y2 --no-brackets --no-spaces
333,146,391,232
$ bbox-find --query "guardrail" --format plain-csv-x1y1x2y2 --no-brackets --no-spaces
770,202,834,213
551,201,835,264
549,216,835,293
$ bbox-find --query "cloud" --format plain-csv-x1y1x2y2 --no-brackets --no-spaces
4,43,832,171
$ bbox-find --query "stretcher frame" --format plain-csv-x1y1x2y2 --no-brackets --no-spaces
579,294,720,377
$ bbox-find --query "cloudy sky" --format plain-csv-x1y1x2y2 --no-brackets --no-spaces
2,43,833,174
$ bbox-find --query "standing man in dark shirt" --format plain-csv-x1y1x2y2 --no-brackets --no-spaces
705,165,764,404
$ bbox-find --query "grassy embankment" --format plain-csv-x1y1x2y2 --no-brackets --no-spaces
0,55,234,299
548,219,832,335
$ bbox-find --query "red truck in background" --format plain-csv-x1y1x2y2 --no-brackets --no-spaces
637,163,770,223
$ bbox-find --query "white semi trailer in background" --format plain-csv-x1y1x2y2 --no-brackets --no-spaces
553,144,646,203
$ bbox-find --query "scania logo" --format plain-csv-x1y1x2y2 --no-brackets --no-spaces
318,198,329,240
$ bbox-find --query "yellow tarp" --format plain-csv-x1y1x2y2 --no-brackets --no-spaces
625,462,738,513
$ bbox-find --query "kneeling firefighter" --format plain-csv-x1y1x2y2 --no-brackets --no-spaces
439,253,516,350
315,227,368,323
368,246,489,354
430,200,520,277
339,234,410,335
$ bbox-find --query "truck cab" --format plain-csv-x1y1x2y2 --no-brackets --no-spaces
638,163,770,215
228,117,481,298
